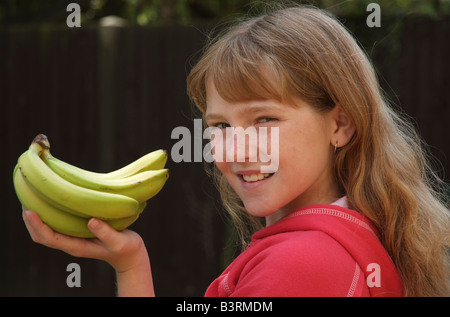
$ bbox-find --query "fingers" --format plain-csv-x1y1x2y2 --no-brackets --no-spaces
22,208,106,259
23,208,77,251
87,218,137,258
21,207,143,269
22,208,56,246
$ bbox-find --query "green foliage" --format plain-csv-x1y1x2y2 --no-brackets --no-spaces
0,0,447,112
1,0,450,26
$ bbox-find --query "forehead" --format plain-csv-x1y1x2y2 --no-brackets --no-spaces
205,77,305,122
205,77,269,112
204,56,287,105
204,67,332,123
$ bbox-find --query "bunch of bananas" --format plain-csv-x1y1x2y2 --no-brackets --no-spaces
13,134,169,238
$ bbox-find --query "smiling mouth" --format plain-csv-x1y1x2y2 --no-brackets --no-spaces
240,173,274,183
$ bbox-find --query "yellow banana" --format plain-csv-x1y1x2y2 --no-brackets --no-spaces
14,165,145,238
44,149,167,181
104,149,168,178
17,135,140,220
44,152,169,203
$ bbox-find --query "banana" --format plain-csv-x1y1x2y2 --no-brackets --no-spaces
14,165,145,238
44,149,167,181
44,152,169,203
17,135,141,220
104,149,168,179
13,133,169,237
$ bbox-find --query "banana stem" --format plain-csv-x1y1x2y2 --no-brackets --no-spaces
32,134,50,150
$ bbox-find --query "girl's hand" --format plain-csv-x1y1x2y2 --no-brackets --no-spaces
23,207,155,296
22,207,145,273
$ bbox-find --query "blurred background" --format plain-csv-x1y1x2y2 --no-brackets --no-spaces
1,0,449,296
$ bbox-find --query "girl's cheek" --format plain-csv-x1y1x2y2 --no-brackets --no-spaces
258,127,280,173
210,132,227,164
214,161,228,174
209,132,234,175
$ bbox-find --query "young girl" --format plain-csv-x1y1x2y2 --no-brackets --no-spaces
22,5,449,297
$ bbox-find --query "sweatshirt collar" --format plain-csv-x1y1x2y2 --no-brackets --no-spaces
252,197,379,242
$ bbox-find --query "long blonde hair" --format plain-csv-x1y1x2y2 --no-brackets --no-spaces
187,5,449,297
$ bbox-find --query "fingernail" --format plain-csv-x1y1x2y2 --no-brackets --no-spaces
88,218,99,229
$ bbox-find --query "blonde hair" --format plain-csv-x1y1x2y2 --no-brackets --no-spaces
187,5,450,297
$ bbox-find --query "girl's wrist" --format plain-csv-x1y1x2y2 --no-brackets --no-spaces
113,242,149,273
115,243,155,296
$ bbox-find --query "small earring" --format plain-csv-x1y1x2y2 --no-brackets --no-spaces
334,140,338,153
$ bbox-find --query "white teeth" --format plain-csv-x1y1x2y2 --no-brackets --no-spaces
242,173,272,182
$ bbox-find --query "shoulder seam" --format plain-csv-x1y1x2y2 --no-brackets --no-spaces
287,207,379,239
346,262,361,297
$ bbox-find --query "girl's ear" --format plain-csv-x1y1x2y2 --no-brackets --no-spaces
330,105,356,149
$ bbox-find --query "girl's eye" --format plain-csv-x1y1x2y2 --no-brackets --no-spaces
257,117,276,124
214,122,230,129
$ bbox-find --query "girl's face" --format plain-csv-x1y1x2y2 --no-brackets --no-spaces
205,80,352,225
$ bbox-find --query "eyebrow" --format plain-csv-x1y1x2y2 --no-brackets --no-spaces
205,103,281,122
204,113,224,122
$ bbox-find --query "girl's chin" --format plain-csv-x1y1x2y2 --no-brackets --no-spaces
243,202,277,219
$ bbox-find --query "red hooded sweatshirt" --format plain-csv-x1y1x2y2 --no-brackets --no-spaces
205,200,403,297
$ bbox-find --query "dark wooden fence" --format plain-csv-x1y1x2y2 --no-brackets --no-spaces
0,23,229,297
1,16,449,296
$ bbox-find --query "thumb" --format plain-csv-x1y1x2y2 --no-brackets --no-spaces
87,218,120,247
86,218,144,272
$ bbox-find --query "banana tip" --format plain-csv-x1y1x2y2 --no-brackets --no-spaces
32,134,50,150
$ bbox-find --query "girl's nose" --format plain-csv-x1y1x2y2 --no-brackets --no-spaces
225,127,258,163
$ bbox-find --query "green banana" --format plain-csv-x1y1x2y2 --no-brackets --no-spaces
17,136,141,220
13,134,169,237
14,165,145,238
44,151,169,203
44,149,167,181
